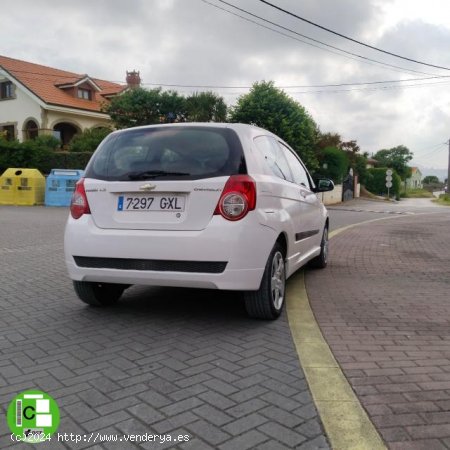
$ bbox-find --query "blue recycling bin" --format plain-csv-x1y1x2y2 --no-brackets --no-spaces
45,169,84,207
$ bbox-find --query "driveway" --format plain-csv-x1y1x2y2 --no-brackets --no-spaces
0,206,328,449
1,198,448,449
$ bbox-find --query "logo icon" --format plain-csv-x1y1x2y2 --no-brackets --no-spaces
7,390,60,443
139,183,156,191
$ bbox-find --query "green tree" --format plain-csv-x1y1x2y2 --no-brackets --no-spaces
423,175,440,184
103,88,229,128
230,81,319,169
159,90,187,123
316,132,342,151
103,87,186,128
69,127,112,152
340,140,360,154
339,139,369,183
353,153,369,184
374,145,413,180
185,91,227,122
316,133,368,183
318,147,349,183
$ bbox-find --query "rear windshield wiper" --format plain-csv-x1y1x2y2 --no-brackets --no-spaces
128,170,191,180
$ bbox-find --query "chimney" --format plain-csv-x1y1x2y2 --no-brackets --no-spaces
126,70,141,89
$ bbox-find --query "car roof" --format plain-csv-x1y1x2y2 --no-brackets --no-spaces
109,122,270,136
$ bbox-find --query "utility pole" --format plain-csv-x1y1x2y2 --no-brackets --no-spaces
447,139,450,192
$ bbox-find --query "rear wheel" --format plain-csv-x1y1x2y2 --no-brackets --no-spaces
310,225,329,269
73,281,126,307
244,243,286,320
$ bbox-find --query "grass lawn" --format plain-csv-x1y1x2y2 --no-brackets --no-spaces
400,188,434,198
433,194,450,206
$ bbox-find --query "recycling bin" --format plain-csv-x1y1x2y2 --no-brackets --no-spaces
45,169,84,207
0,168,45,205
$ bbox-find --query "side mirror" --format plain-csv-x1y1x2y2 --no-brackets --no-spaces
313,178,334,193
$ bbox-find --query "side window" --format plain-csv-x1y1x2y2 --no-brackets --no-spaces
279,142,311,189
254,136,293,182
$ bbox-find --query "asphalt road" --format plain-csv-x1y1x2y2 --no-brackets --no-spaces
327,196,448,230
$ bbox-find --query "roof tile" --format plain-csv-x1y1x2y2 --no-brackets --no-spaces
0,55,126,112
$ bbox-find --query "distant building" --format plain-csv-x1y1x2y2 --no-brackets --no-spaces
405,167,423,189
366,157,378,169
0,55,130,146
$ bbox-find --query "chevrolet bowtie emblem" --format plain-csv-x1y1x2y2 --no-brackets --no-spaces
139,183,157,191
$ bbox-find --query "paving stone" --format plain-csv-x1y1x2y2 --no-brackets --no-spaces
83,411,132,433
260,405,303,428
389,439,448,450
192,404,234,426
229,385,267,403
259,391,301,412
161,397,204,416
0,206,330,450
202,379,239,396
127,402,165,424
256,440,291,450
65,401,100,423
226,399,268,418
258,421,307,447
296,435,331,450
306,210,450,450
222,413,268,436
185,420,231,446
198,390,236,410
218,430,268,450
179,437,216,450
152,411,198,434
137,390,172,407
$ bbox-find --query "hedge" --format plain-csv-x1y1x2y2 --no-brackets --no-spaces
365,167,401,198
0,146,92,175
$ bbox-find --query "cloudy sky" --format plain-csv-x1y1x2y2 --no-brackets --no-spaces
2,0,450,172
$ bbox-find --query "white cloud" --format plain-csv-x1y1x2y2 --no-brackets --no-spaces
2,0,449,168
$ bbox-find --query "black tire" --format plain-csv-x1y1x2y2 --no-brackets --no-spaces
309,225,329,269
73,281,126,307
244,242,286,320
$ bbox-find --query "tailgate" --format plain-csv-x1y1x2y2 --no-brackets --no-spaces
85,177,228,231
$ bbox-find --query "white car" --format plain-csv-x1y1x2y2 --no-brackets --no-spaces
64,123,333,319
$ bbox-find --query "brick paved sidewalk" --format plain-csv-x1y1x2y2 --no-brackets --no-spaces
306,212,450,450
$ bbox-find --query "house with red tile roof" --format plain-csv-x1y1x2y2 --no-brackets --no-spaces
0,55,133,145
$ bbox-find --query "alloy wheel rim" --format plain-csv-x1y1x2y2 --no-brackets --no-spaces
271,251,285,310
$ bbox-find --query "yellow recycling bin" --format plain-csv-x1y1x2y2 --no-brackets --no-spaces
0,168,45,205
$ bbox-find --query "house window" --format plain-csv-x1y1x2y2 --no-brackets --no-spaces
24,120,39,140
77,88,92,100
1,125,16,141
0,81,14,100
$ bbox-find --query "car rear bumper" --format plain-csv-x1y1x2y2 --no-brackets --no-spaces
64,214,277,290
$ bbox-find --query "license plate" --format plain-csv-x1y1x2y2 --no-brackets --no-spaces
118,194,185,211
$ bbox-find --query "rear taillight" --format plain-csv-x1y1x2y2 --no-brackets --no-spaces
214,175,256,221
70,178,91,219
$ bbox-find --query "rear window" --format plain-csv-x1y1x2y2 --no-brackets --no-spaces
84,126,247,181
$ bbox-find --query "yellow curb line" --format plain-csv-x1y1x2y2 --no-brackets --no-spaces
286,272,386,450
285,217,408,450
